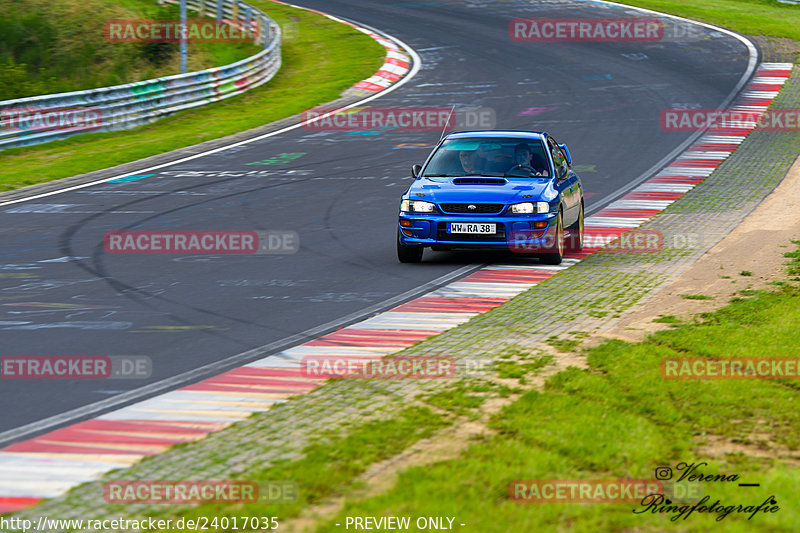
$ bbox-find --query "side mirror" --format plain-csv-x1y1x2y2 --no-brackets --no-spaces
558,144,572,167
412,164,422,178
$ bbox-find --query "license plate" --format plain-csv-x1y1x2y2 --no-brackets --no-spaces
448,223,496,234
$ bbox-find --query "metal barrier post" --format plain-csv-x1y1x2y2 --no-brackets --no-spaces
232,1,239,24
179,0,188,74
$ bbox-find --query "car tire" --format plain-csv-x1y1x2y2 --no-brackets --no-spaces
539,211,564,265
566,201,584,253
397,230,423,263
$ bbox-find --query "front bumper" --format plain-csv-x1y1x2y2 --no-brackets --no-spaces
398,212,558,251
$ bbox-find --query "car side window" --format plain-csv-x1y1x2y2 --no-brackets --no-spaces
548,138,568,178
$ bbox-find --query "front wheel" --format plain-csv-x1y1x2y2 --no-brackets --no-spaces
539,211,564,265
397,230,423,263
566,201,584,253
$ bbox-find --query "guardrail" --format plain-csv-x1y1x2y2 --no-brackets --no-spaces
0,0,281,151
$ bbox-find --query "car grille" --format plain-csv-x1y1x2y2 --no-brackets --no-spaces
439,203,505,214
436,222,507,242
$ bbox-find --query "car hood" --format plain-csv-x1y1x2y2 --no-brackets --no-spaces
408,176,553,204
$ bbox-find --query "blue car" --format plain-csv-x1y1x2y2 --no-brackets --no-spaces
397,130,584,264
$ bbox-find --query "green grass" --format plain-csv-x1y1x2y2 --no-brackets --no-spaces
0,0,257,99
653,314,681,323
423,384,490,416
616,0,800,44
0,0,385,191
494,355,554,382
309,243,800,532
545,336,582,353
680,294,715,300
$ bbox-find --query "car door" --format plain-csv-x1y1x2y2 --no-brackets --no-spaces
547,137,578,225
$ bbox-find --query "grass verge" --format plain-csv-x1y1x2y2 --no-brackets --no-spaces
616,0,800,44
114,406,451,529
0,0,385,191
305,241,800,532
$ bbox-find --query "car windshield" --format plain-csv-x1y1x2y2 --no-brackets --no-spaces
422,137,551,178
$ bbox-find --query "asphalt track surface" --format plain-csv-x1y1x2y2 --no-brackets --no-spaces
0,0,753,438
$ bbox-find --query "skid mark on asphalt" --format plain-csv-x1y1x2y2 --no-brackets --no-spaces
2,321,132,330
4,204,155,214
129,325,226,333
1,279,100,292
393,143,435,149
518,106,559,116
245,152,307,166
3,302,116,309
107,174,155,184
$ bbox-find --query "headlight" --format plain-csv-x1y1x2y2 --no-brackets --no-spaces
400,200,436,213
509,201,549,214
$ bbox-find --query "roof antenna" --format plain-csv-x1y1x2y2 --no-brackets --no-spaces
439,104,456,143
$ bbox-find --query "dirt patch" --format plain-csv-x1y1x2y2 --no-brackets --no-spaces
749,35,800,63
697,432,800,467
602,153,800,343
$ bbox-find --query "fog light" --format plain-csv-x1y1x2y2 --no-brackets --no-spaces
401,228,414,237
533,221,548,229
400,219,413,227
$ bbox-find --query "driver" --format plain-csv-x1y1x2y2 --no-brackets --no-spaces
507,143,538,175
